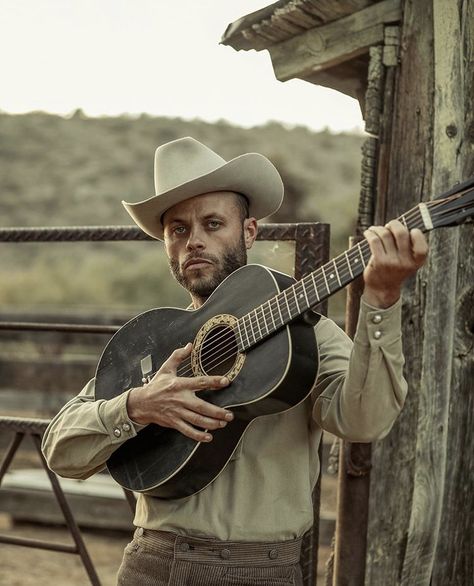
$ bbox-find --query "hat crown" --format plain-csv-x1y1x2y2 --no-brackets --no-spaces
154,137,226,195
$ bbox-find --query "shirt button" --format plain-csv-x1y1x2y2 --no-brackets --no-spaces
137,527,144,536
374,330,382,340
268,549,278,560
372,314,383,324
179,542,190,552
220,548,231,559
113,428,122,437
122,422,131,432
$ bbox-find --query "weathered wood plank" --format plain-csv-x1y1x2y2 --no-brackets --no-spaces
0,469,134,530
400,1,464,583
268,0,401,82
430,0,474,582
365,0,435,583
221,0,375,51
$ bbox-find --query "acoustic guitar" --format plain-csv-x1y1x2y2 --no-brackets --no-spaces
95,178,474,499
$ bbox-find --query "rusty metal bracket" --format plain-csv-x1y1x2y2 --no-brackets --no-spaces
0,221,330,586
0,416,101,586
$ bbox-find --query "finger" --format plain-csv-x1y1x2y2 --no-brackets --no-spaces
174,420,213,443
159,343,192,375
181,408,229,431
186,375,230,392
364,227,388,259
192,397,234,421
366,226,397,255
385,220,411,258
410,229,429,266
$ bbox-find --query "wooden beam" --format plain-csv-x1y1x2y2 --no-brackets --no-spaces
267,0,401,82
401,1,466,581
220,0,374,51
365,0,435,581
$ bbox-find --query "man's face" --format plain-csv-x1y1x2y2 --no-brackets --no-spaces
163,192,257,305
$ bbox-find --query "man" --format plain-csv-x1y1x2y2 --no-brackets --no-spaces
42,137,428,585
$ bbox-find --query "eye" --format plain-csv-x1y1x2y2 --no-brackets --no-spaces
173,225,187,235
207,220,221,229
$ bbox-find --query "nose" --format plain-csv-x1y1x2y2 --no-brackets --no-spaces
186,227,206,251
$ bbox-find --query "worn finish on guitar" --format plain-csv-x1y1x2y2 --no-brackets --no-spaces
95,265,319,499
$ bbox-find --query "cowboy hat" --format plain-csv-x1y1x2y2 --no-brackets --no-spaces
122,137,284,240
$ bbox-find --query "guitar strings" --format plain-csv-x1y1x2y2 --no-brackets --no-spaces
146,202,444,382
173,203,437,378
173,209,428,379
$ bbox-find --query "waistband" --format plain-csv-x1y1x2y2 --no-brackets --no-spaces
133,528,303,567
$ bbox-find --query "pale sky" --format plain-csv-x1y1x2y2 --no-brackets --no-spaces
0,0,364,132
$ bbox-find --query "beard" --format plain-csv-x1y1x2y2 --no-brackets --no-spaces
168,233,247,301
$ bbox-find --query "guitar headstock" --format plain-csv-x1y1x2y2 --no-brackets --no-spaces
427,183,474,229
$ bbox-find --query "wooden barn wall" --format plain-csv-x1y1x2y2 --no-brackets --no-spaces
366,1,474,585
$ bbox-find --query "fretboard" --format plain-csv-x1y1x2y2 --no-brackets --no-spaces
235,206,427,352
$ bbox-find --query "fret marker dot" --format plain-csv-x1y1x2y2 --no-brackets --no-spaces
354,259,358,263
330,274,334,279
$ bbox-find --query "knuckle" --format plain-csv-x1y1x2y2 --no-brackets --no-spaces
166,379,176,391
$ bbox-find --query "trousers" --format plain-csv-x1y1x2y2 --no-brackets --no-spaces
116,528,304,585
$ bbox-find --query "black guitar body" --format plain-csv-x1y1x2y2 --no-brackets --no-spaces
95,264,319,499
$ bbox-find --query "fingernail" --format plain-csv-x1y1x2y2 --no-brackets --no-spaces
225,412,234,421
205,434,212,442
219,420,227,427
220,377,229,385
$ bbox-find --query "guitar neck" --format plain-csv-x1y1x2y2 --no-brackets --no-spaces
236,204,432,352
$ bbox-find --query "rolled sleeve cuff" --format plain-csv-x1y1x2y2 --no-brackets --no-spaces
354,297,402,348
99,389,145,443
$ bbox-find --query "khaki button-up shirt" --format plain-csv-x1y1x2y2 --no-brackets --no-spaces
42,299,406,541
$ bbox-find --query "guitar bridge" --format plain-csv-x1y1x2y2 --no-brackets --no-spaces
140,354,153,383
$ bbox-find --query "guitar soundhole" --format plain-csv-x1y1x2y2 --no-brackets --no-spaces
200,325,238,376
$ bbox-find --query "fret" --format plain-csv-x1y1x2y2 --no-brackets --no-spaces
310,272,321,303
300,280,310,308
321,265,330,294
235,323,244,350
345,251,354,279
400,213,408,229
358,244,367,267
259,305,269,336
333,259,342,287
283,290,292,319
276,295,284,325
246,314,257,345
267,299,277,331
241,316,250,347
253,308,262,340
292,287,301,314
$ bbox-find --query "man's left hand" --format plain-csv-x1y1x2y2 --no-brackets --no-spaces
363,220,428,308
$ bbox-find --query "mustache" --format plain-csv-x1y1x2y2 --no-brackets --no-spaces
182,253,219,269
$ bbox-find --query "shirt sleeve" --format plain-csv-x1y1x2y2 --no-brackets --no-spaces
312,297,407,442
41,379,145,479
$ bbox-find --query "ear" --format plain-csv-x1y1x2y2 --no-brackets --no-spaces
243,217,258,249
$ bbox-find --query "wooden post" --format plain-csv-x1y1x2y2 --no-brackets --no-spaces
366,1,474,584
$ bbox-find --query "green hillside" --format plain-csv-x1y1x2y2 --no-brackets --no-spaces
0,111,363,314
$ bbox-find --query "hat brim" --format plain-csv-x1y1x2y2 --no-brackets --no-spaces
122,153,283,240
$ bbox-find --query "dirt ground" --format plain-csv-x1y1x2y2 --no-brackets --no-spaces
0,515,129,586
0,515,331,586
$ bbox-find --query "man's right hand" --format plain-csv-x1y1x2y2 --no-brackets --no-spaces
126,343,233,443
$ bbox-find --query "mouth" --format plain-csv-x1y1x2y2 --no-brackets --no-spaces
183,258,213,271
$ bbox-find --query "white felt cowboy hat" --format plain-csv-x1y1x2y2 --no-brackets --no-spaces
122,137,284,240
